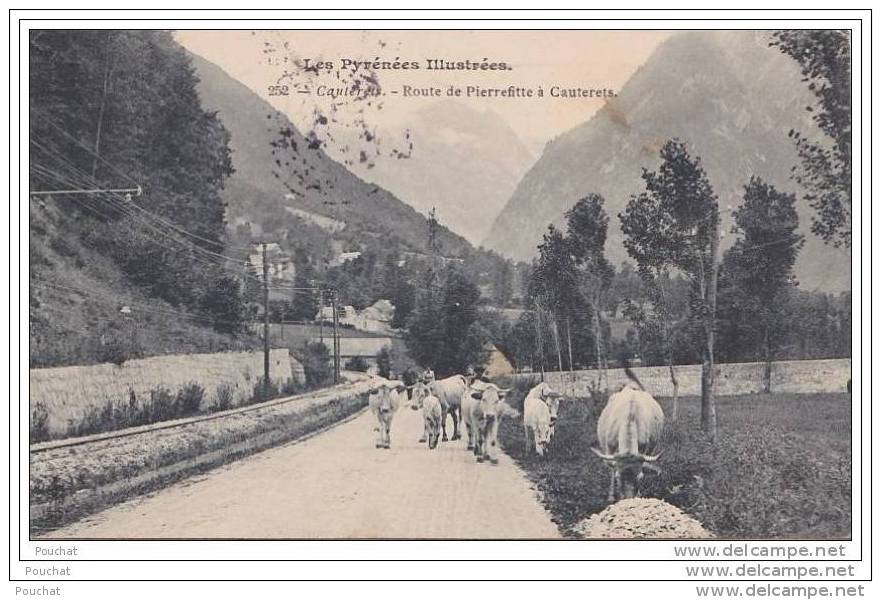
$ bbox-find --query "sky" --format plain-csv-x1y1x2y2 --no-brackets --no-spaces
175,30,671,154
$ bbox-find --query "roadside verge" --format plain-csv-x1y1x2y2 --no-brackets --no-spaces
31,379,373,536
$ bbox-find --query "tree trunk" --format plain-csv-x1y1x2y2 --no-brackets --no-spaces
668,360,679,420
592,300,603,389
763,323,772,394
551,317,564,376
565,313,575,396
700,216,720,441
656,270,678,415
533,300,546,382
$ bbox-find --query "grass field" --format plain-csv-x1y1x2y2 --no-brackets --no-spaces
498,389,852,539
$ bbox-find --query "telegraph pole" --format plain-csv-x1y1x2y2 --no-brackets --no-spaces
331,289,340,384
318,287,324,344
262,242,270,399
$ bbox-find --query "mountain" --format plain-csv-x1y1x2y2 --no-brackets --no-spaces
482,31,850,292
338,100,535,244
187,52,473,259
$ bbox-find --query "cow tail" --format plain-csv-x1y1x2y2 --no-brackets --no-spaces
623,365,644,391
626,400,640,456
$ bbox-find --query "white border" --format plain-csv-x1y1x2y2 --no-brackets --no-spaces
5,7,871,587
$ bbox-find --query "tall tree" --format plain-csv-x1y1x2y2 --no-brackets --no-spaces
529,225,581,377
771,30,852,248
620,139,720,438
722,177,803,392
566,194,614,387
404,265,488,376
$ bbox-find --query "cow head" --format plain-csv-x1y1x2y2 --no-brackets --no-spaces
540,387,564,429
409,381,430,411
371,383,403,414
470,384,516,428
591,449,662,499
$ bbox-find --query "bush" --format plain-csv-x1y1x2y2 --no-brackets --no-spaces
251,376,280,404
148,387,176,422
280,377,301,396
296,341,333,389
95,329,138,366
344,356,370,372
376,347,392,378
212,384,234,412
176,383,205,417
31,402,50,443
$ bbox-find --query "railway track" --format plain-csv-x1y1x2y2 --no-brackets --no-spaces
30,372,373,454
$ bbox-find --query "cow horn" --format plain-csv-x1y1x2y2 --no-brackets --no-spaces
590,447,616,461
641,452,662,462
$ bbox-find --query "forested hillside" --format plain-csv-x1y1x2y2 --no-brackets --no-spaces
29,31,257,367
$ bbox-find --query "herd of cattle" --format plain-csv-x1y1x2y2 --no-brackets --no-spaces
367,368,665,501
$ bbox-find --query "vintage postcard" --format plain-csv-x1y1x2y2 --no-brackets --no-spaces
20,14,861,577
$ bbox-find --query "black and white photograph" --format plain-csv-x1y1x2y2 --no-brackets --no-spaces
23,22,856,548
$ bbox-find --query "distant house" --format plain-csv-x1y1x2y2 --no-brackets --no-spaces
248,243,296,282
329,251,362,267
314,299,397,335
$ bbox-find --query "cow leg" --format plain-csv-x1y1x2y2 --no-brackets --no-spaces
450,407,461,440
466,421,474,450
440,405,449,442
418,419,426,443
373,414,383,448
488,422,500,464
608,470,618,503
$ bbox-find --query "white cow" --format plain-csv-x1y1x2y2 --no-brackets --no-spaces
368,380,405,449
409,381,442,449
421,395,443,449
460,379,490,450
462,383,518,464
592,380,664,500
523,382,564,456
420,372,468,442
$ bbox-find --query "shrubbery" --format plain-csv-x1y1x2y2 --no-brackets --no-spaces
295,341,334,389
211,384,234,412
30,402,50,443
64,383,206,438
344,356,370,372
47,372,313,442
498,390,851,539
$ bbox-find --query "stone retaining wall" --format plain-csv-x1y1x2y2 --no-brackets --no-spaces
512,358,851,396
29,349,305,436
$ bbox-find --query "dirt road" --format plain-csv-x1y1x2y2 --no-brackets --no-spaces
47,402,561,539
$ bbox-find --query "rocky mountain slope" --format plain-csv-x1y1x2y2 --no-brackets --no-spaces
340,99,536,244
188,52,473,259
483,31,850,291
